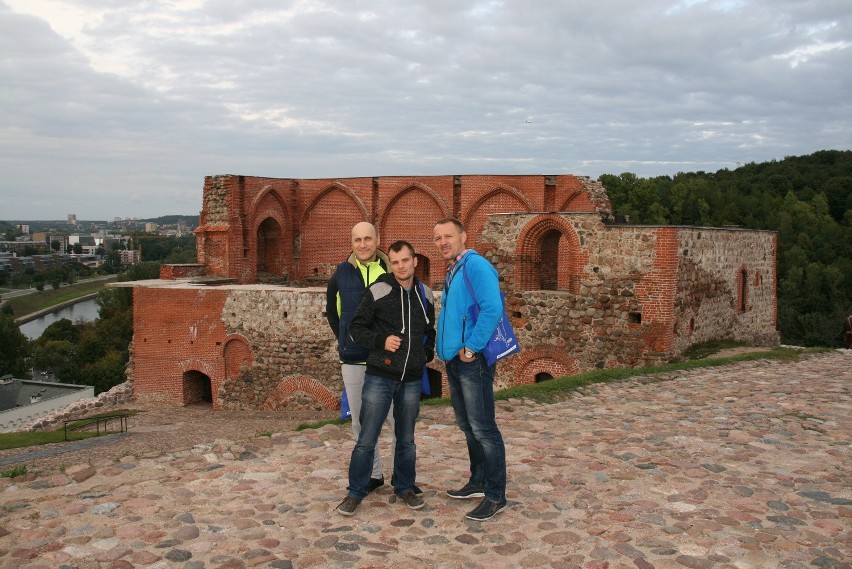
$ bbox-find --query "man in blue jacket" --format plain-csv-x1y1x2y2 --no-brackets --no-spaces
433,216,508,521
335,240,436,516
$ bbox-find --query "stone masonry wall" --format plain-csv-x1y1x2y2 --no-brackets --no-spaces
673,228,779,352
477,213,667,388
217,287,339,410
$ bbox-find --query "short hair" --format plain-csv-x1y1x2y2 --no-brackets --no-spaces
388,240,415,256
434,216,464,232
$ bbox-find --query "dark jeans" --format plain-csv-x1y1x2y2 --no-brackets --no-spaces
446,356,506,502
347,373,421,500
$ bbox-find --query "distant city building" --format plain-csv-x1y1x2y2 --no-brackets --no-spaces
68,234,100,255
119,249,141,266
0,240,49,255
67,214,77,225
16,224,30,234
144,222,158,232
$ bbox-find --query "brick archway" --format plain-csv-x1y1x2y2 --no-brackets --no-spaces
261,375,338,411
513,347,579,386
515,214,587,293
222,335,252,382
247,187,293,280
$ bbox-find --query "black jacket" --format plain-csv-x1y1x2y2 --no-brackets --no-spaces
348,273,436,382
325,252,389,363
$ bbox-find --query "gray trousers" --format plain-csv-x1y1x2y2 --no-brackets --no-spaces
342,363,394,478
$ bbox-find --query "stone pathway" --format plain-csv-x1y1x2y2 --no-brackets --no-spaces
0,351,849,569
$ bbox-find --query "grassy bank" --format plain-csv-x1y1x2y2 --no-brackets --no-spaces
4,277,115,318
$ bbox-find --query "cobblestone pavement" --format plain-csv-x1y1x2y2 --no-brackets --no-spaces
0,351,849,569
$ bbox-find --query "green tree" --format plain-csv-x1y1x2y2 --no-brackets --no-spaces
32,340,76,379
0,312,30,376
80,350,126,394
39,318,78,344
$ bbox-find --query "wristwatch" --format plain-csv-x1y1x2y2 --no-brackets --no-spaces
463,348,475,359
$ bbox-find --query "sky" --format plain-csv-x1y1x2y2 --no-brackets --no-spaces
1,0,850,220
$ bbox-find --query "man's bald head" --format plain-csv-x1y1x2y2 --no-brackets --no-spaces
351,222,379,263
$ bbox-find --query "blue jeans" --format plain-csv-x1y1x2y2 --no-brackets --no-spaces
446,356,506,502
348,373,421,500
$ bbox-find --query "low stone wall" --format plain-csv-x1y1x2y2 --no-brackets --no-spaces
19,381,135,432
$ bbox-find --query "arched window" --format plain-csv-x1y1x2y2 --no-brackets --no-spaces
538,229,561,291
256,218,281,276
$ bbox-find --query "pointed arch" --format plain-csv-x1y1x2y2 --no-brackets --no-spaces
515,214,587,293
463,186,535,247
557,189,584,211
380,183,450,289
299,182,370,279
246,186,293,281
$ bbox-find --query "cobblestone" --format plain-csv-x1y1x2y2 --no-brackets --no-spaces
0,351,849,568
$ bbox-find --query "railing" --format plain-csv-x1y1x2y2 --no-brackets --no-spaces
63,413,129,441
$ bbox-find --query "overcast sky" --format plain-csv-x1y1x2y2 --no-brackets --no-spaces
1,0,850,220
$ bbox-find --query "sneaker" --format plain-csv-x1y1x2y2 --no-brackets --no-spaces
446,482,485,499
398,490,425,510
365,476,385,494
335,496,361,516
466,497,507,521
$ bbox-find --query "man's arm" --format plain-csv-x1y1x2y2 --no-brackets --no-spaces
464,257,503,354
325,274,340,338
348,288,384,351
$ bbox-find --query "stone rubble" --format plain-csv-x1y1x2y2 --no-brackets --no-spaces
0,351,849,569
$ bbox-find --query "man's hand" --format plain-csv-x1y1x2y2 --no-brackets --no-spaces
385,335,402,352
458,348,476,362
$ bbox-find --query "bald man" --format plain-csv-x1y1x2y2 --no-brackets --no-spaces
325,222,397,493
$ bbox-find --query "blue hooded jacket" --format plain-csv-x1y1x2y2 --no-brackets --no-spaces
436,251,503,362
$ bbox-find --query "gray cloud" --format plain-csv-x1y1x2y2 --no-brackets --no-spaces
1,0,849,219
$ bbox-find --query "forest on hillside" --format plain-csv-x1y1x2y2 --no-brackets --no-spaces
599,149,851,348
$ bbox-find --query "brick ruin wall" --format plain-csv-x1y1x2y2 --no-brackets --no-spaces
192,174,608,290
130,217,779,410
128,174,778,410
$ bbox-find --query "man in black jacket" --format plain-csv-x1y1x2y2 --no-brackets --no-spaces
325,222,392,493
335,240,436,516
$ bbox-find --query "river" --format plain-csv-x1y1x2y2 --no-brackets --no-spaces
18,298,101,339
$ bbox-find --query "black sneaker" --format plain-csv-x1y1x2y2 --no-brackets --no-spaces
446,482,485,499
336,496,361,516
398,490,425,510
466,497,507,521
365,476,384,493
